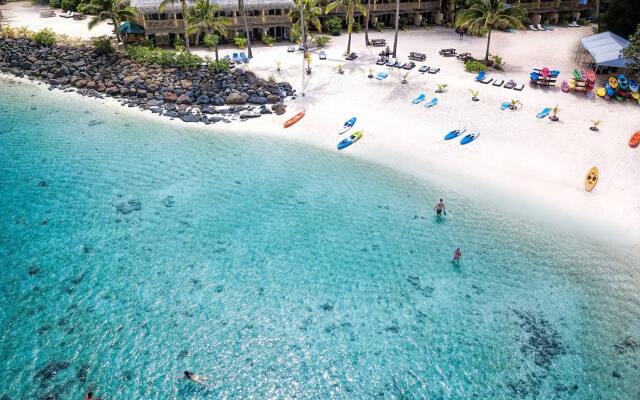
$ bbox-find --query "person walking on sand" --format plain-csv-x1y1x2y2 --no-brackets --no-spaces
452,248,462,265
434,199,446,217
459,27,465,40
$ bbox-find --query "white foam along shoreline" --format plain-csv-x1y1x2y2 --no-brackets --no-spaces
2,25,639,249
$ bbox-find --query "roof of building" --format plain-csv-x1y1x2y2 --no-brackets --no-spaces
120,21,145,34
580,31,630,68
131,0,295,14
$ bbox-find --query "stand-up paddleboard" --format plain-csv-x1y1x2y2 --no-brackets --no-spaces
338,117,357,134
284,111,305,128
424,97,438,108
412,93,426,104
460,131,480,145
500,101,510,110
444,128,466,140
584,166,598,192
337,130,363,150
629,131,640,148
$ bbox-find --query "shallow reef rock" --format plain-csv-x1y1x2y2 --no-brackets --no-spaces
0,38,295,125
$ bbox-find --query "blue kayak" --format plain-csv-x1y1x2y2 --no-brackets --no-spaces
444,128,466,140
338,117,356,134
460,131,480,145
337,130,363,150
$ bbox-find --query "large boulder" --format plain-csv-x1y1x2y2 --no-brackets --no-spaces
73,79,87,88
196,94,210,104
163,92,177,102
211,96,225,106
225,93,246,105
272,102,286,115
180,114,201,122
176,94,191,104
105,86,119,95
266,94,279,104
55,65,70,78
248,96,268,105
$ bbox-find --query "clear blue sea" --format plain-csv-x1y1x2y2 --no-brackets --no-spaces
1,76,639,399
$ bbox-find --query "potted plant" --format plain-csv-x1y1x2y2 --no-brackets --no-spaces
435,83,448,93
590,119,601,132
337,65,344,74
469,89,480,102
549,105,560,121
401,72,409,84
275,60,282,73
368,68,373,79
509,99,522,110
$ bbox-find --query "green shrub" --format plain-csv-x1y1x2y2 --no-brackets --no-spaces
60,0,77,11
577,18,589,26
261,34,275,47
290,26,301,44
137,37,155,47
352,21,362,33
558,18,569,27
324,16,342,36
49,0,60,8
465,60,487,73
314,35,331,47
203,33,219,49
31,28,56,46
173,36,185,51
207,59,229,73
372,20,384,32
233,34,247,48
490,54,503,70
399,16,408,30
126,45,204,69
92,36,113,56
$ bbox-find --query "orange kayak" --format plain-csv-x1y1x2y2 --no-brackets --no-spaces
630,131,640,148
284,111,305,128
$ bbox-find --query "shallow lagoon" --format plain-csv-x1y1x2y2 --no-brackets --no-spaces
1,77,639,399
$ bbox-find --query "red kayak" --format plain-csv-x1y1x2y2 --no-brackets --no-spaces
284,111,305,128
630,131,640,148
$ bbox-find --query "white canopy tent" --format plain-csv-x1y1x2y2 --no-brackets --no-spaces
575,31,630,72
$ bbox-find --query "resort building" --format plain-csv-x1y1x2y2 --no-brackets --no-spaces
129,0,598,45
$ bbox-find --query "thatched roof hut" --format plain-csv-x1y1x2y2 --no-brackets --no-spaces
131,0,295,14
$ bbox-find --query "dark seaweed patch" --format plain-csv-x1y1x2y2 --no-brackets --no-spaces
614,336,640,354
28,265,41,276
407,275,434,298
116,199,141,214
320,303,334,312
76,365,89,383
35,361,69,381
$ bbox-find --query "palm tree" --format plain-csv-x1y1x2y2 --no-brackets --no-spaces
159,0,191,51
237,0,252,58
82,0,136,45
185,0,229,57
290,0,323,50
392,0,399,57
364,0,377,45
456,0,526,63
325,0,366,55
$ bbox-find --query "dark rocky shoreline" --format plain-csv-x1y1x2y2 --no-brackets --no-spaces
0,37,294,124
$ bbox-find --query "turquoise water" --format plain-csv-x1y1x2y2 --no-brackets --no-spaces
1,76,639,399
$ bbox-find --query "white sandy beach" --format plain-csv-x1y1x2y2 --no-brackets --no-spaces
3,2,640,248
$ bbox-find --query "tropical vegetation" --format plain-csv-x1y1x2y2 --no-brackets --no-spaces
237,0,252,57
455,0,526,62
323,16,342,36
82,0,136,45
184,0,229,59
159,0,191,51
31,28,56,46
622,24,640,75
325,0,366,55
126,44,203,69
290,0,323,49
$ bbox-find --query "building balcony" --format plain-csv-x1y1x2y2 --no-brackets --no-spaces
143,20,185,34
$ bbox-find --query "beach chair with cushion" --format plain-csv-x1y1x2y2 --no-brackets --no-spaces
40,10,56,17
73,13,87,20
232,53,242,63
542,25,554,31
376,57,388,65
224,55,232,62
397,63,408,69
500,101,510,110
287,46,295,52
514,83,525,91
319,51,326,60
428,67,440,74
376,71,389,80
536,24,546,31
529,25,538,31
403,62,416,70
409,52,426,61
504,80,516,89
419,65,430,73
536,108,551,118
371,39,386,47
346,52,358,61
492,79,504,87
386,60,400,67
481,76,493,84
240,52,249,63
568,21,580,27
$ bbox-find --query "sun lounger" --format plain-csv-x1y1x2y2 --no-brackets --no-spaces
439,48,456,57
504,80,516,89
371,39,386,47
500,101,510,110
397,63,407,69
402,62,416,70
568,21,580,27
428,67,440,74
529,25,538,31
419,65,429,73
424,97,438,108
386,60,399,67
536,108,551,119
481,77,493,84
319,51,326,60
287,46,295,52
514,83,525,91
376,71,389,80
346,52,358,61
60,11,75,18
412,93,426,104
536,24,546,31
475,71,486,81
376,58,387,65
492,79,504,87
240,52,249,62
232,53,242,63
408,52,426,61
542,25,554,31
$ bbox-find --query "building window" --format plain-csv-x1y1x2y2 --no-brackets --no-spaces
146,13,160,21
176,13,183,20
159,13,168,20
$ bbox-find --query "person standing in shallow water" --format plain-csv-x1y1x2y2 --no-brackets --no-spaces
434,199,446,217
452,248,462,265
84,391,101,400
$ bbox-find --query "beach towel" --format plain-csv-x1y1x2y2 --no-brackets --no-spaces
424,98,438,108
376,72,389,80
536,108,551,119
500,101,510,110
412,93,426,104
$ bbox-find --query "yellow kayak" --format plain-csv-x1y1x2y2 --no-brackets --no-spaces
609,77,618,89
568,79,576,89
596,87,606,97
584,166,599,192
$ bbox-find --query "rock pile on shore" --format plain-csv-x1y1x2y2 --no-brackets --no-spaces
0,37,294,123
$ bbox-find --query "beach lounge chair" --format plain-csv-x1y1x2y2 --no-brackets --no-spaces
536,108,551,119
529,25,538,31
475,71,486,81
232,53,241,63
536,24,546,31
493,79,504,87
376,57,388,65
386,60,399,67
500,101,510,110
346,52,358,61
568,21,580,27
287,46,295,52
409,52,426,61
419,65,429,73
514,83,525,91
375,72,389,80
428,67,440,74
240,52,249,63
481,77,493,84
402,62,416,70
412,93,426,104
542,25,554,31
397,63,407,69
371,39,386,47
424,97,438,108
319,51,326,60
504,80,516,89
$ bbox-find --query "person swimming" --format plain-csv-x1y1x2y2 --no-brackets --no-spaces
452,248,461,265
434,199,446,216
84,391,101,400
180,370,207,384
